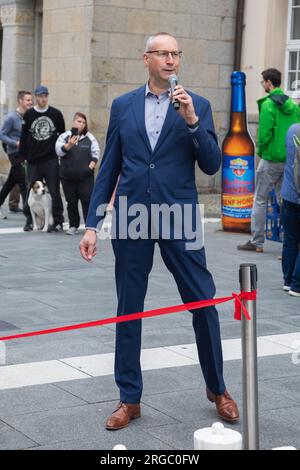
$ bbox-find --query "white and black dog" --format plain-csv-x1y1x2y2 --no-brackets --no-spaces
28,181,53,232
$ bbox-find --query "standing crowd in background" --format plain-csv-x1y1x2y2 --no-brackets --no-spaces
0,86,100,235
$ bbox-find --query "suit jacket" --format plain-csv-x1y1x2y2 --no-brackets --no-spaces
86,85,221,241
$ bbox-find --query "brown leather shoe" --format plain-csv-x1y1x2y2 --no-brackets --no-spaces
106,402,141,431
207,389,240,423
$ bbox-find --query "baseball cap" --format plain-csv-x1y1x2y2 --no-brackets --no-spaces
34,85,49,96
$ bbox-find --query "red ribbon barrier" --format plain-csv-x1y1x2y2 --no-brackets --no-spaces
233,291,256,321
0,291,256,342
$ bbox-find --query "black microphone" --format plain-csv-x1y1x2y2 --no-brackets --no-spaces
168,74,180,111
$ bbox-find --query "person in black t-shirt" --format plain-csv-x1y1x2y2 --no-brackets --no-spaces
19,85,66,232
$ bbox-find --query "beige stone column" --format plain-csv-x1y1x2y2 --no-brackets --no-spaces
0,2,34,176
0,2,35,110
42,0,94,129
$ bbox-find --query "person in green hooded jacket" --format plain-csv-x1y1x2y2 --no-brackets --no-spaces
238,68,300,253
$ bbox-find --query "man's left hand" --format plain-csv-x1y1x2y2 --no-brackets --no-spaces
171,85,198,126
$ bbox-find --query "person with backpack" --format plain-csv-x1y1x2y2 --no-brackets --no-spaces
0,91,33,220
281,124,300,297
237,68,300,253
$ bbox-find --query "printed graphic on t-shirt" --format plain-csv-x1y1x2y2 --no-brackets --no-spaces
30,116,56,141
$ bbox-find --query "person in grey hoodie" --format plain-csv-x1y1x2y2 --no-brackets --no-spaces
0,90,33,220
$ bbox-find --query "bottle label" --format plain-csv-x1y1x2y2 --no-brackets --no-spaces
222,155,255,219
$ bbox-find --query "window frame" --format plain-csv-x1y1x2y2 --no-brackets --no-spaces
285,0,300,94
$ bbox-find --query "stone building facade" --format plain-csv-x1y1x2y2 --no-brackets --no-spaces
0,0,238,193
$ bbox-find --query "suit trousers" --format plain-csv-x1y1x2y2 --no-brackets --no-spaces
111,237,226,404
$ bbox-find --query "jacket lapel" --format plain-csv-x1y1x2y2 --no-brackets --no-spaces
132,86,152,154
131,85,181,156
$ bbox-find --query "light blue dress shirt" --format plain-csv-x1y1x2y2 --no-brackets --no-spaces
145,83,170,151
144,83,199,152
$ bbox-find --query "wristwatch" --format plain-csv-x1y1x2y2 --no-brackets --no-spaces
187,118,200,129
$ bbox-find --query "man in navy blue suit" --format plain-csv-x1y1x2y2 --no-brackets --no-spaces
80,33,239,430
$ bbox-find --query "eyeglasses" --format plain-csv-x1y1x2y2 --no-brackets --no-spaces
146,50,183,59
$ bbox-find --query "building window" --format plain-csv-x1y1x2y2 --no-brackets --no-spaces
286,0,300,93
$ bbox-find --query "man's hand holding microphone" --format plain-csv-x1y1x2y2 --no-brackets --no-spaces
168,75,199,127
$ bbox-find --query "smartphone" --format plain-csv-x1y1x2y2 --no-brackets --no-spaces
71,127,79,137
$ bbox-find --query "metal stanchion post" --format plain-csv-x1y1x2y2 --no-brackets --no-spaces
239,263,259,450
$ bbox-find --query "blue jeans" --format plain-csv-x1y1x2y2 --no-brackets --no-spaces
282,199,300,292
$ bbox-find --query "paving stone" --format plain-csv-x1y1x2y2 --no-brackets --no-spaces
258,409,300,450
0,321,19,332
257,355,300,381
0,384,86,419
53,376,119,404
0,420,37,450
4,332,115,365
143,388,219,424
1,402,179,446
145,420,224,450
32,429,174,450
54,367,204,405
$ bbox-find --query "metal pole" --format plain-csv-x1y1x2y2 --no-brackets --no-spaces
239,263,259,450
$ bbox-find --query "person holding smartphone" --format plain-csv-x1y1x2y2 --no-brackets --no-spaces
55,112,100,235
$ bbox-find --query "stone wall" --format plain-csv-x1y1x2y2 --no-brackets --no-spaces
90,0,237,193
0,0,238,193
42,0,94,129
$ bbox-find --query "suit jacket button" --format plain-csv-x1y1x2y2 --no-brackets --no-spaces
147,188,151,193
150,164,155,169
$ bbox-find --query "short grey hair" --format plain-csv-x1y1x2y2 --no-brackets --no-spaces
144,32,177,52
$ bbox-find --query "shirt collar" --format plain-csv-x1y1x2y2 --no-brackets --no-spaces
34,106,49,113
145,82,169,100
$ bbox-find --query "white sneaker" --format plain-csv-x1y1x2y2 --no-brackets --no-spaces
283,285,291,292
289,290,300,297
66,227,78,235
0,208,7,220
